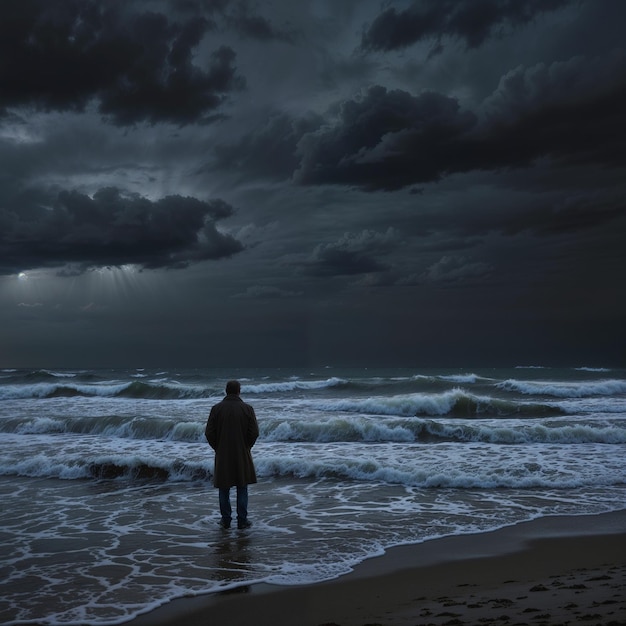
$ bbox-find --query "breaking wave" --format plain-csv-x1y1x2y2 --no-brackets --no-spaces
308,389,566,418
1,447,624,490
0,380,215,400
497,378,626,398
2,410,624,446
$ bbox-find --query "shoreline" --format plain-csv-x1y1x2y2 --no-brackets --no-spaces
130,509,626,626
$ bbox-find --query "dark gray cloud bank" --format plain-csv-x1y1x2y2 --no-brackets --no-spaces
1,0,624,368
1,187,241,273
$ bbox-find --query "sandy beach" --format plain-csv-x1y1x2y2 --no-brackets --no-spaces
129,509,626,626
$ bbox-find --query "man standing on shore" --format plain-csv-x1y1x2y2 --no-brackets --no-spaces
205,380,259,529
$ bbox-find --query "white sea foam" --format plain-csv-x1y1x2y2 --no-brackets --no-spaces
310,389,465,416
438,373,479,383
3,401,626,446
41,369,80,378
243,377,347,393
497,378,626,397
0,381,130,399
2,430,625,488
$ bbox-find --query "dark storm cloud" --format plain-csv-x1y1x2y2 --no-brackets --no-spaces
498,193,626,238
360,0,571,54
225,3,297,43
0,187,243,274
173,0,296,42
293,50,626,191
294,86,476,190
419,255,492,283
302,228,398,277
213,112,323,181
480,51,626,169
0,0,243,126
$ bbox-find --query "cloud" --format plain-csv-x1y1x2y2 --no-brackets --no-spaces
213,111,323,181
421,255,492,283
0,187,244,275
360,0,571,54
225,3,297,43
294,85,477,190
498,192,626,238
292,49,626,191
478,51,626,169
0,0,244,126
302,228,399,276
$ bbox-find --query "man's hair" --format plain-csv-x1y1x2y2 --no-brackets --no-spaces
225,380,241,395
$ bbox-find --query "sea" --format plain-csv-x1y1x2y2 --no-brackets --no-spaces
1,365,625,625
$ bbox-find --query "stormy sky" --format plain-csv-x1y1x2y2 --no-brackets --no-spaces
1,0,625,369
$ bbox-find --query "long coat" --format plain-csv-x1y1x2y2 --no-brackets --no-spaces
205,394,259,488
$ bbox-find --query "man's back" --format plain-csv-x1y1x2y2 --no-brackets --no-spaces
206,393,259,488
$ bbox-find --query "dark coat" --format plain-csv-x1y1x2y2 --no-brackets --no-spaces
205,394,259,488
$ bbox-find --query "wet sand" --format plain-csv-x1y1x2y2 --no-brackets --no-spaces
130,509,626,626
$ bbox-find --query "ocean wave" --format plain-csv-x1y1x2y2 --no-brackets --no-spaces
4,412,624,446
1,449,623,489
0,379,216,400
261,417,626,445
243,377,348,393
437,373,481,383
308,389,565,418
3,414,206,442
0,377,350,400
0,369,80,384
0,382,124,400
0,371,502,400
497,378,626,398
255,456,625,489
3,368,624,403
0,453,210,482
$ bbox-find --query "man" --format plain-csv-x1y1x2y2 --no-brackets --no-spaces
205,380,259,529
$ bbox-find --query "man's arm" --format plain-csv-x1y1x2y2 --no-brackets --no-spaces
246,405,259,448
205,407,217,449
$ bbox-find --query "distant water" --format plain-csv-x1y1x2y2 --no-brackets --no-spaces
1,366,625,625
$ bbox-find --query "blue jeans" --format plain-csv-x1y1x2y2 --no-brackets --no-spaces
218,485,248,524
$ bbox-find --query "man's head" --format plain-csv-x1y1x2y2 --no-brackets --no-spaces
225,380,241,395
